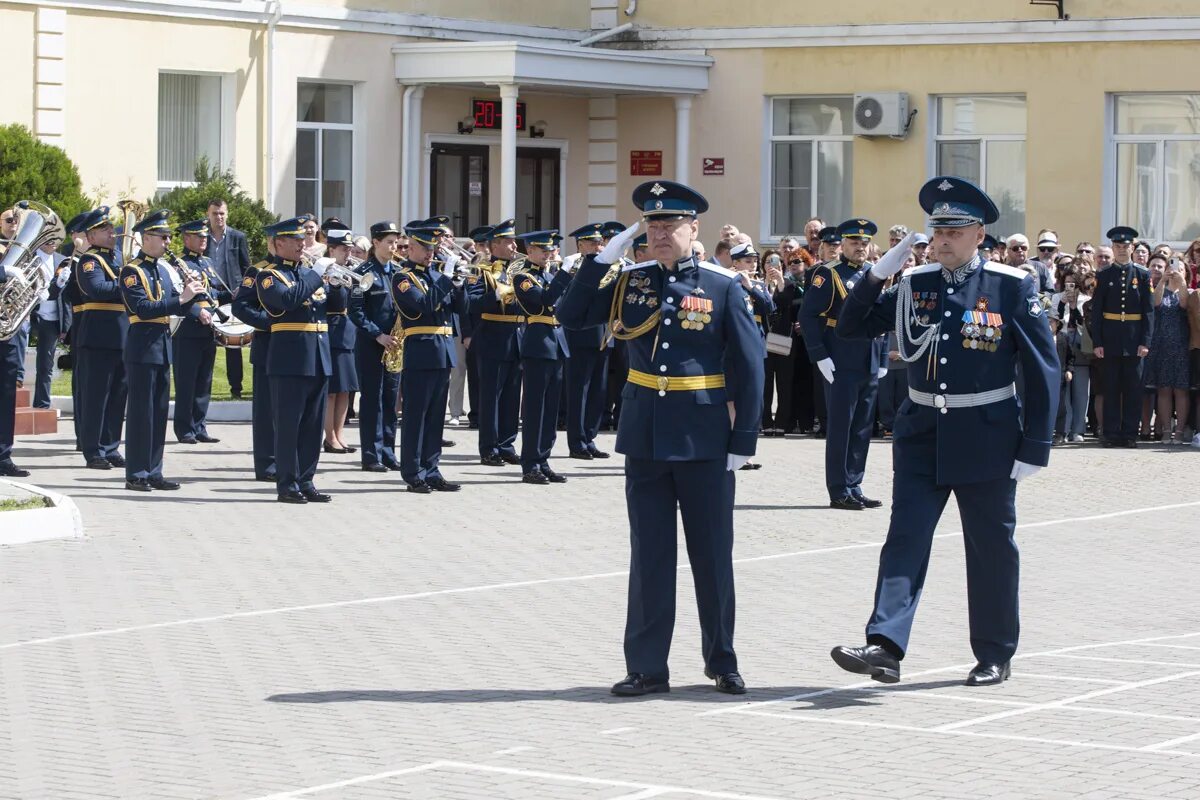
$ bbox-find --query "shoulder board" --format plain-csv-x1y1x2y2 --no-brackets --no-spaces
251,260,270,272
901,263,941,278
620,259,657,273
983,263,1031,280
699,262,737,279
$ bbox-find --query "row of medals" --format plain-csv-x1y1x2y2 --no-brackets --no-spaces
678,309,712,330
961,322,1002,351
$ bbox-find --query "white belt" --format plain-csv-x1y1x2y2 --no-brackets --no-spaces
909,383,1016,410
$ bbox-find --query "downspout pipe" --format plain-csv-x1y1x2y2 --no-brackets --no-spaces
265,0,283,213
578,22,632,46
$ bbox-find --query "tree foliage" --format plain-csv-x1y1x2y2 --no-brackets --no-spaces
0,124,91,224
151,158,278,261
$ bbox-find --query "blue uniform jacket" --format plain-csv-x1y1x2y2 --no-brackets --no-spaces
800,258,883,373
391,260,465,370
325,283,357,351
347,255,398,342
838,258,1058,485
232,260,273,365
174,251,233,339
119,255,192,365
75,248,129,350
466,258,524,362
558,254,763,461
256,258,331,378
1089,262,1153,356
513,263,571,360
747,278,775,354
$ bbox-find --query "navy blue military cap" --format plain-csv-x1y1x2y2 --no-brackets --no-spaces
467,225,493,243
633,233,648,251
404,223,440,247
979,233,999,252
176,218,210,237
297,212,316,224
370,221,400,239
80,206,112,231
601,221,627,238
920,176,1000,227
519,229,562,249
632,180,709,218
264,217,307,239
325,228,353,247
730,242,759,261
837,218,877,240
320,216,346,233
487,219,516,240
132,209,172,235
569,223,605,241
1106,225,1139,243
818,226,842,244
65,211,92,235
426,215,452,235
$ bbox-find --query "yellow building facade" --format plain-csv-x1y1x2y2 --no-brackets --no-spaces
2,0,1199,248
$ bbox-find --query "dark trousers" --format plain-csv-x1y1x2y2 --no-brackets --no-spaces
400,367,450,484
478,356,521,457
877,368,908,431
226,347,243,394
77,347,127,462
812,365,828,431
624,456,737,679
466,346,480,425
566,345,609,452
1102,354,1143,440
0,339,18,462
32,318,59,409
867,470,1019,664
172,337,217,440
823,371,877,498
270,374,327,494
356,341,399,466
520,357,563,471
251,358,275,479
1055,377,1070,436
762,352,794,429
124,361,170,482
71,349,80,448
604,339,628,428
788,349,814,431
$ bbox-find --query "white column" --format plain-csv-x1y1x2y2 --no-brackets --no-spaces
35,8,68,146
407,85,426,223
674,96,692,184
500,83,519,221
587,95,619,221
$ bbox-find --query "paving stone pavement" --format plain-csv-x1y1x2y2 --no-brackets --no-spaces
1,421,1198,799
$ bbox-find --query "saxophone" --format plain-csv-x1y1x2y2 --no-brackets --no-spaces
381,258,406,373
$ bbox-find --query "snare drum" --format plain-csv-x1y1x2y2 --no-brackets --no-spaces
212,304,255,348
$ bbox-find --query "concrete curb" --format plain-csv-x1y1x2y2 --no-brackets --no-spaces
51,396,252,422
0,480,85,545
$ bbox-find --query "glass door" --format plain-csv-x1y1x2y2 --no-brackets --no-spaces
429,144,489,235
516,147,560,232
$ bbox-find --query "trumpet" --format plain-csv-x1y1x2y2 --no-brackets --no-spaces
324,261,375,290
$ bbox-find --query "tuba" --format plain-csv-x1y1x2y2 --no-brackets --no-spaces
114,199,148,265
0,201,65,341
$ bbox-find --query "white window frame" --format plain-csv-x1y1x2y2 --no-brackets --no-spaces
156,70,235,194
1106,92,1200,248
930,94,1026,232
761,95,854,245
295,80,362,232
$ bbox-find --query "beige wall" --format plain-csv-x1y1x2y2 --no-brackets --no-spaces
304,0,588,29
1,8,37,129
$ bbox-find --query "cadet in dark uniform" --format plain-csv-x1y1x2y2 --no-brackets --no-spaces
256,217,333,504
728,242,774,470
830,177,1058,687
59,211,91,454
557,180,764,696
74,207,129,470
513,230,572,484
173,219,231,444
391,223,467,493
1090,226,1153,448
563,223,614,460
462,225,494,430
231,246,275,482
320,228,359,453
800,219,885,509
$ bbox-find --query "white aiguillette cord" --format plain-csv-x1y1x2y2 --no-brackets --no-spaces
894,274,940,378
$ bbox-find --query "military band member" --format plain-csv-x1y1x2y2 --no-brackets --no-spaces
830,177,1058,687
563,223,613,460
728,242,775,470
60,212,91,452
558,180,764,696
232,245,276,482
348,221,403,473
320,228,359,454
257,217,333,504
74,206,129,470
118,210,202,491
173,219,231,444
462,225,495,430
1091,226,1153,448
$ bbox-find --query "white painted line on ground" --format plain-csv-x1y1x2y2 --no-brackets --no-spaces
1141,730,1200,752
600,726,638,736
1070,705,1200,724
1140,643,1200,652
1038,653,1200,668
492,746,534,756
248,761,445,799
609,789,669,800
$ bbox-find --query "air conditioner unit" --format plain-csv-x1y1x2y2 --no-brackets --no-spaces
853,92,910,137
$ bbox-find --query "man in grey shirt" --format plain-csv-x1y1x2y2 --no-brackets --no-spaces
204,199,252,397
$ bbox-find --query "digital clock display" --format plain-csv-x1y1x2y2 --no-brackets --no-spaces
472,99,527,131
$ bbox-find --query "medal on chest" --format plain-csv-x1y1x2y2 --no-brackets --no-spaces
960,296,1004,352
677,292,713,331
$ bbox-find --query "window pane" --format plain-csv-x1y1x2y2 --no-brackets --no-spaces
985,140,1026,238
816,140,853,225
772,97,853,136
320,129,352,222
937,141,981,184
771,141,812,236
158,73,222,183
1163,140,1200,241
936,96,1026,136
297,83,353,124
1115,94,1200,135
296,129,317,180
1116,142,1159,239
296,179,318,219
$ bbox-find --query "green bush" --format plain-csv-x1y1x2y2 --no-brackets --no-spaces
0,124,91,224
152,158,278,261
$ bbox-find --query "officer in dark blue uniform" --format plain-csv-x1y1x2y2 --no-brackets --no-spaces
348,221,403,472
728,242,774,470
391,223,468,493
74,206,129,470
56,211,91,456
557,180,763,696
800,218,885,510
1090,225,1153,448
118,210,202,491
461,225,494,430
830,177,1058,687
562,222,613,460
256,217,333,504
172,219,231,444
468,219,524,467
231,245,275,482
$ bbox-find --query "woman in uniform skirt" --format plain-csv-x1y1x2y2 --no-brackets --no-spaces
322,229,359,454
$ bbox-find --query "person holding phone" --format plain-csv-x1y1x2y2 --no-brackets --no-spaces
1145,256,1192,443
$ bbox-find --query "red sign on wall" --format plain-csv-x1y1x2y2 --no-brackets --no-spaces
630,150,663,176
702,157,725,176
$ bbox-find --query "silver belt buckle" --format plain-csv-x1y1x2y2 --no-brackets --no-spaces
933,394,947,409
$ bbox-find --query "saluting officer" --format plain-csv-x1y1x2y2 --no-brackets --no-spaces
118,210,202,491
232,244,276,483
1091,226,1153,448
74,206,129,470
830,177,1058,687
391,223,468,493
256,217,333,504
173,219,231,444
558,180,764,696
800,219,885,510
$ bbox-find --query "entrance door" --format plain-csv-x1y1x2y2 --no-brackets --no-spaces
429,143,489,235
516,147,561,232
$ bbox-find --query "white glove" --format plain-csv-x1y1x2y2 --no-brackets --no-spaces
598,222,641,265
440,250,460,276
310,257,332,278
870,231,919,280
560,254,580,274
1010,460,1042,482
817,358,836,384
726,453,751,471
56,265,71,288
37,289,50,303
877,367,888,380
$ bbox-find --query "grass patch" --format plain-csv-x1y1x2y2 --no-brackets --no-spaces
0,497,51,512
50,347,254,401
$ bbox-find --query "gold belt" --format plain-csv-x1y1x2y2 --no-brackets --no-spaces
271,322,329,333
402,325,453,336
526,314,559,326
73,302,125,313
824,317,838,328
1102,312,1142,321
627,368,725,392
328,310,347,316
480,313,525,323
129,316,169,325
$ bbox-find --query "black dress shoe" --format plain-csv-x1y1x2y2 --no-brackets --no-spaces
1101,438,1118,449
178,437,198,445
441,438,456,448
106,454,126,467
382,461,403,472
829,495,865,511
86,458,113,470
587,447,610,459
965,661,1011,686
255,474,277,483
522,471,549,485
479,454,506,467
1122,439,1139,449
0,461,30,478
406,481,432,494
500,452,521,465
610,673,670,697
426,476,462,492
569,450,593,460
277,490,308,504
125,479,152,492
343,445,358,454
830,644,901,684
195,434,221,444
301,489,332,503
362,463,388,473
738,461,763,471
854,493,884,509
542,467,567,483
468,421,479,430
704,668,747,694
148,478,181,491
